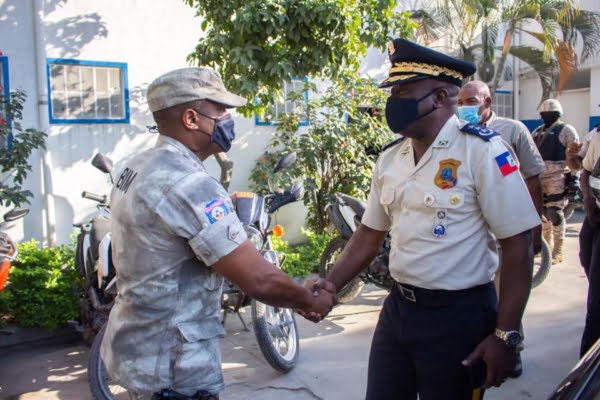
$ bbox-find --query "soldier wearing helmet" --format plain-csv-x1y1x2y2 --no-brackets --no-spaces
532,99,580,264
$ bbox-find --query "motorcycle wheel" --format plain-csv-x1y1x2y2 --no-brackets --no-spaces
563,202,577,221
251,299,299,372
319,236,364,303
88,323,129,400
532,236,552,289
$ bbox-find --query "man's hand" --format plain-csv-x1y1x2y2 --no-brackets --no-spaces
566,143,583,171
463,335,517,388
567,142,582,159
296,278,337,323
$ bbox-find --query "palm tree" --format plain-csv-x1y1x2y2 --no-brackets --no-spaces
418,0,600,100
492,0,600,98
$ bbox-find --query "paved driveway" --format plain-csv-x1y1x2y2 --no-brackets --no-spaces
0,215,589,399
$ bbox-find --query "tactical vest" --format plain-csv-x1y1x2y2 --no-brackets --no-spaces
534,124,565,162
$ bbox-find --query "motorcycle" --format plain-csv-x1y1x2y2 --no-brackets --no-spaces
0,207,30,292
319,193,394,303
72,153,115,345
86,152,305,399
320,191,553,304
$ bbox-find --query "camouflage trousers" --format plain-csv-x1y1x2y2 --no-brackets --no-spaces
542,206,566,263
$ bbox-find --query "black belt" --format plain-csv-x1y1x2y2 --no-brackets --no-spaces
544,193,565,203
395,282,494,307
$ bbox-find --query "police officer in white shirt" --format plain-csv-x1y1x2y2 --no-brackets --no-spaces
306,39,540,400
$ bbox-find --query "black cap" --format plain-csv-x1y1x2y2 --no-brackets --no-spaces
379,39,476,88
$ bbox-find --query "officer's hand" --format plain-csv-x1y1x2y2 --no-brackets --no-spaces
296,278,337,323
463,335,517,388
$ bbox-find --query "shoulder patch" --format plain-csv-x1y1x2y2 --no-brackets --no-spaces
459,123,499,141
204,199,231,224
381,136,406,152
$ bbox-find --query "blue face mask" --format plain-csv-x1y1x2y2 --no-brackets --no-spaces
457,105,482,125
196,111,236,152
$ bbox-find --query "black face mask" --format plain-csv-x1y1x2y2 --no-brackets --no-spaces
195,111,236,152
540,111,560,128
385,88,440,133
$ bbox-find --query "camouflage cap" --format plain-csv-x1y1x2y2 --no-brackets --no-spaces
146,67,247,112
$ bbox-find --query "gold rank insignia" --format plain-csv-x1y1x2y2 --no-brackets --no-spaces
435,159,462,189
387,41,396,56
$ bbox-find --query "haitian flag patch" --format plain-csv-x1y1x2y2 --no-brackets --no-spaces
495,151,519,176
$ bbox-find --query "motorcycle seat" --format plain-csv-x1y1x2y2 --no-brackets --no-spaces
337,194,367,220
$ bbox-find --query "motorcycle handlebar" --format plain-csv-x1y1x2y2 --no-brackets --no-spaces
82,191,107,204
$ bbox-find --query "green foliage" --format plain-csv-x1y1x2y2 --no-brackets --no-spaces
273,229,332,277
250,75,393,233
184,0,416,117
0,90,47,207
0,240,80,330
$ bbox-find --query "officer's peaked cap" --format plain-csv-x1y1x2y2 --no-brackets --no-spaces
379,39,476,88
147,67,247,112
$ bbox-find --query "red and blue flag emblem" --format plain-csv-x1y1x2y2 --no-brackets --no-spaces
495,151,519,176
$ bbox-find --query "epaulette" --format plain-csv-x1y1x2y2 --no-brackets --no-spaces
459,123,499,141
381,136,406,152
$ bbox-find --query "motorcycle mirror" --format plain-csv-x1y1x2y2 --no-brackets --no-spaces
3,208,29,222
91,153,113,174
273,152,297,174
290,181,305,201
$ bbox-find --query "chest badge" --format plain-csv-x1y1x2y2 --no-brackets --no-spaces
434,159,462,189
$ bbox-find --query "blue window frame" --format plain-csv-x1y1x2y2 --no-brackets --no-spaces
0,55,12,149
47,58,130,124
255,79,309,126
492,90,513,119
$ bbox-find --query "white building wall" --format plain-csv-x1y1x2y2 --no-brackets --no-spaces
557,89,591,137
1,0,308,245
0,1,43,242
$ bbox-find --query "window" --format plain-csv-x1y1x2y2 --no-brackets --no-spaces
47,59,129,124
0,55,11,149
492,91,513,119
255,79,309,126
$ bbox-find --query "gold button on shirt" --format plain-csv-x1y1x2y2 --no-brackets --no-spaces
362,115,541,290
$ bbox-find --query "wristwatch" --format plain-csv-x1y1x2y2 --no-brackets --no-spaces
494,328,522,348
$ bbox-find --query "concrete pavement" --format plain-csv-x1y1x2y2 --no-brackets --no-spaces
0,214,590,399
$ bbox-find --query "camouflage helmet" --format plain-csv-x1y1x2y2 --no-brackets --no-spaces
539,99,563,115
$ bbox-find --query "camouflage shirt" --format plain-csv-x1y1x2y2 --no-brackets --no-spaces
101,135,247,396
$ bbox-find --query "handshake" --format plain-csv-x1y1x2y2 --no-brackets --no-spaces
296,278,338,323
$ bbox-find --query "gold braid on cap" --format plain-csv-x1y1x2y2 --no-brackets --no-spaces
389,62,463,80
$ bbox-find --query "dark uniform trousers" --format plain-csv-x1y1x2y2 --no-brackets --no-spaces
578,217,600,357
366,282,497,400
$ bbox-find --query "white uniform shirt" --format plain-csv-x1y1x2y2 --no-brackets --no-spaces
362,115,541,290
583,131,600,172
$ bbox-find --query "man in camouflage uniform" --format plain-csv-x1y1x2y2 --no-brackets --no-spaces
101,67,334,400
532,99,580,264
